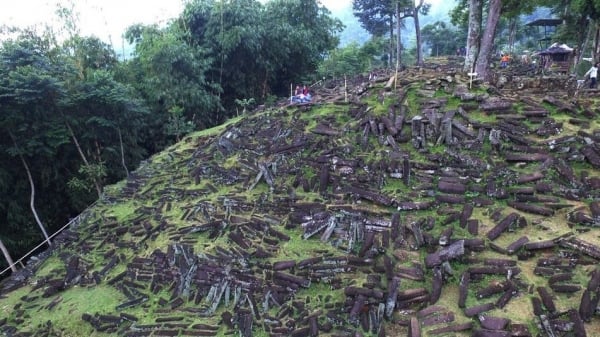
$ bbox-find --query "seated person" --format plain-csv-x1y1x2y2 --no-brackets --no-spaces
292,84,312,103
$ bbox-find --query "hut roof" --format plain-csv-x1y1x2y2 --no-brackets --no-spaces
536,43,573,55
525,19,562,27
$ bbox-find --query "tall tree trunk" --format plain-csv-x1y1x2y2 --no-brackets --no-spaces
65,121,102,198
414,0,425,66
389,14,395,68
576,22,593,69
396,2,402,66
117,127,129,177
8,131,51,248
475,0,502,81
0,237,18,273
463,0,482,73
507,18,517,54
593,22,600,62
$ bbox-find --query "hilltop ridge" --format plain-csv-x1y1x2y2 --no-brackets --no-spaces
1,63,600,337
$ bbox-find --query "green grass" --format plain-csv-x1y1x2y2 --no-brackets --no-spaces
13,285,125,337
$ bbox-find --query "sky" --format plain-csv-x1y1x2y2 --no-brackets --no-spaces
0,0,447,51
0,0,349,44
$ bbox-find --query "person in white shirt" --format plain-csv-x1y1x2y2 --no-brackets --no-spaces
584,62,598,88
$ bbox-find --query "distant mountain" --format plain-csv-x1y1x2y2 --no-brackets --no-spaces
328,0,458,48
327,4,370,46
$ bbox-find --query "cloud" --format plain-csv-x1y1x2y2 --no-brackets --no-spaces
0,0,183,43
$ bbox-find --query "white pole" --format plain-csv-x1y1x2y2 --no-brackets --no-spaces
344,75,347,102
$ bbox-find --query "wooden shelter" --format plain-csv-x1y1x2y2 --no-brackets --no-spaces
526,18,562,50
535,43,574,74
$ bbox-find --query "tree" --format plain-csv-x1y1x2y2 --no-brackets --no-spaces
353,0,396,66
422,21,464,56
475,0,503,80
0,36,71,248
123,22,221,129
411,0,431,66
61,69,149,195
463,0,483,73
180,0,342,106
353,0,430,67
0,237,17,273
550,0,600,66
7,132,52,247
318,42,372,78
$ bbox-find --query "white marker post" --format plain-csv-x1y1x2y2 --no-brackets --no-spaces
468,72,477,89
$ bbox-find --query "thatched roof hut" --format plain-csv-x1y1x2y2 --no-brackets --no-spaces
535,43,574,73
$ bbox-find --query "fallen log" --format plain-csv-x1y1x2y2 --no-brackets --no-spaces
581,144,600,168
273,272,310,288
487,213,519,241
425,240,465,267
567,210,596,227
427,322,473,335
538,314,557,337
464,303,495,317
537,286,557,313
385,277,400,319
420,311,454,327
507,201,554,216
549,284,581,293
345,186,393,206
559,237,600,260
408,316,420,337
506,236,529,254
467,219,478,235
438,181,467,195
395,266,425,281
458,272,469,308
578,289,593,322
344,286,385,300
524,240,555,251
435,194,466,204
504,153,550,162
476,281,507,299
416,305,446,319
568,309,587,337
479,316,510,330
384,75,396,91
395,201,434,211
472,329,511,337
510,323,532,337
495,282,517,308
397,288,429,301
430,267,443,304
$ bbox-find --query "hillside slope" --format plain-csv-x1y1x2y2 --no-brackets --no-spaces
1,65,600,337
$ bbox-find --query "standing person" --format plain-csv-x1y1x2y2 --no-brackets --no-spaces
585,62,599,89
500,54,510,68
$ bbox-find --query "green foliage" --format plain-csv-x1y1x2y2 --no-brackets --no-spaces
180,0,342,106
421,21,465,56
165,105,195,141
318,42,372,78
67,163,107,194
122,23,222,127
234,97,256,115
352,0,395,37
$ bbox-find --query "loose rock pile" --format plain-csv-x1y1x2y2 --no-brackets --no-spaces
1,65,600,337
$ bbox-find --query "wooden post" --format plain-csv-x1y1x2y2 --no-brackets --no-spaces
290,83,293,103
344,75,348,102
468,64,477,89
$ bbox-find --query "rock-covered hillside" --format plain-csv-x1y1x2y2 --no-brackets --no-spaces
1,64,600,337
